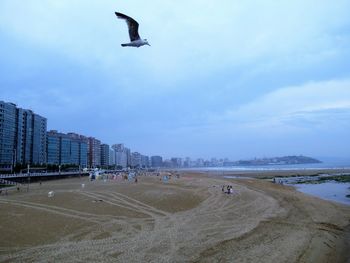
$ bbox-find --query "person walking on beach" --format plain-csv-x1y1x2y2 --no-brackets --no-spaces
230,186,234,194
222,185,225,192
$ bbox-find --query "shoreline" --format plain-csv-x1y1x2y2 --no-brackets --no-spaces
188,168,350,206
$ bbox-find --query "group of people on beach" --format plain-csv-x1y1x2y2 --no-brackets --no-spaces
273,178,284,185
222,185,234,194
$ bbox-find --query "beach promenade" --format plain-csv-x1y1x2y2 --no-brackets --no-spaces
0,171,349,262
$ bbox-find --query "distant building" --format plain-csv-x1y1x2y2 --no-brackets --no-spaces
171,157,182,168
31,113,47,164
88,137,101,168
47,132,60,165
210,158,218,167
112,144,128,168
151,156,163,168
204,160,211,167
100,144,110,167
125,147,131,167
17,108,47,165
46,131,88,167
196,158,204,167
141,155,149,168
0,101,16,170
131,152,142,168
163,159,172,168
184,157,191,167
109,148,115,166
0,101,47,171
68,133,88,168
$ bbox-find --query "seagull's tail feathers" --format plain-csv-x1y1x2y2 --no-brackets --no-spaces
121,44,127,47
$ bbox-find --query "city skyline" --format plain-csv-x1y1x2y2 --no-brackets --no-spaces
1,99,349,163
1,100,242,169
1,1,350,159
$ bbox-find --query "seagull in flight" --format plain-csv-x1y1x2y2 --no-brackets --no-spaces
115,12,150,48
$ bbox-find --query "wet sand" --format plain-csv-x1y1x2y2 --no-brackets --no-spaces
0,171,349,262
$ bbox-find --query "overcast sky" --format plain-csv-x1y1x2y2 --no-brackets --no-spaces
1,0,350,160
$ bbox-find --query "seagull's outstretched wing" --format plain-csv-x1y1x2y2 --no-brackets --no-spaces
115,12,140,41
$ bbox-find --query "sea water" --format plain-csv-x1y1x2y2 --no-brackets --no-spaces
223,174,350,205
295,182,350,205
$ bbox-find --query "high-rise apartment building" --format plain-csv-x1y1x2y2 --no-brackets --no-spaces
0,101,47,170
47,132,60,165
112,144,128,168
125,147,131,167
141,155,150,168
109,148,115,166
16,108,47,165
0,101,16,170
131,152,142,168
47,131,88,167
100,143,110,167
88,137,101,168
31,113,47,164
67,133,88,168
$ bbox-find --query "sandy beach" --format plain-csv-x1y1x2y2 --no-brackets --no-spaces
0,171,349,262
